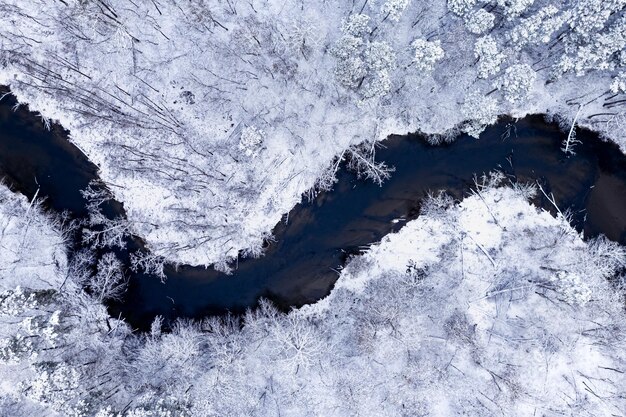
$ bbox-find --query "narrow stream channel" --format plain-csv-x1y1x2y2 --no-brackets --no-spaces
2,86,626,329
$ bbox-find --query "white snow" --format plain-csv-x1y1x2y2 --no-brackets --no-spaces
1,0,624,266
0,180,624,416
0,183,67,291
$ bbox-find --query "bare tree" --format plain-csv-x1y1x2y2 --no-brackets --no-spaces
90,253,127,302
346,144,395,186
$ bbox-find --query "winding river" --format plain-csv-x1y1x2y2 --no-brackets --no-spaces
2,86,626,329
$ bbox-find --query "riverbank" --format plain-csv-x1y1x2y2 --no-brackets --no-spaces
1,183,624,416
2,0,624,268
3,88,626,329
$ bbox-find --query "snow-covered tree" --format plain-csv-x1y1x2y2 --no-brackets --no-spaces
238,126,265,158
411,39,445,72
461,91,499,137
334,56,367,89
366,41,396,71
361,69,393,101
474,35,506,78
381,0,411,22
342,13,371,37
448,0,478,16
82,183,132,250
464,9,495,34
496,64,537,103
610,72,626,93
270,314,325,371
346,144,395,185
90,253,127,302
560,107,582,155
130,251,167,281
285,20,322,59
497,0,535,18
566,0,624,43
507,5,566,48
25,363,81,413
556,14,626,76
331,15,396,102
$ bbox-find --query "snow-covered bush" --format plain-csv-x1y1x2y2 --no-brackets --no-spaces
0,287,39,316
550,271,593,304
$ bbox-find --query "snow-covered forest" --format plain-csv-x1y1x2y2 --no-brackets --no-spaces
1,0,625,266
1,179,625,416
2,0,626,415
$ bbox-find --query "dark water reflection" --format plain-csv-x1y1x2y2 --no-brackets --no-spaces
1,87,625,329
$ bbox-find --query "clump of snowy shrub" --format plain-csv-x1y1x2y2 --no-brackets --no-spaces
550,271,593,304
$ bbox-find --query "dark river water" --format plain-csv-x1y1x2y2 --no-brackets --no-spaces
2,86,626,330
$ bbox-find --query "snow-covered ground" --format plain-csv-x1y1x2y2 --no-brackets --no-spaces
0,183,68,410
1,182,624,416
1,0,625,266
1,2,626,413
0,183,67,291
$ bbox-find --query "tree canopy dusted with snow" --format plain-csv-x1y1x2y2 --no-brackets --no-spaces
410,39,445,72
341,13,371,37
555,15,626,77
497,64,537,103
611,72,626,93
448,0,478,16
381,0,411,22
331,15,396,103
475,35,507,78
239,126,265,158
464,9,496,34
507,5,566,48
497,0,536,18
461,91,499,137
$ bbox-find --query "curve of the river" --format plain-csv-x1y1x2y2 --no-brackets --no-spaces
2,86,626,330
